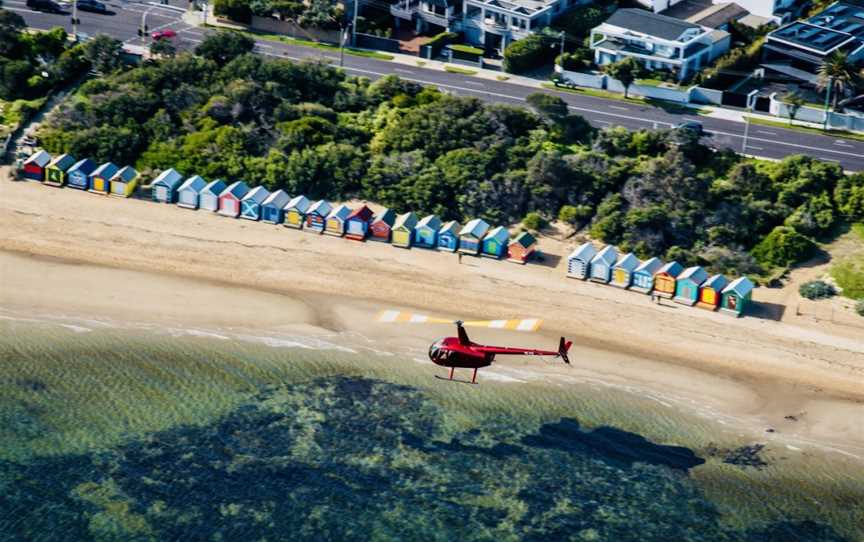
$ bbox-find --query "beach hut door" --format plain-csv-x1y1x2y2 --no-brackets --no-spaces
155,186,167,201
728,295,738,310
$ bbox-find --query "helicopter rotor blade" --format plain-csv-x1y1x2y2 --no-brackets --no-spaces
461,319,542,332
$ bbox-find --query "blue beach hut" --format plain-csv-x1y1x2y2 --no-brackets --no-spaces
151,168,183,203
177,175,208,209
481,226,509,258
261,189,291,224
458,218,489,255
305,200,332,233
199,179,227,212
567,242,597,279
589,245,618,283
414,215,441,248
240,186,269,220
437,221,460,252
66,158,97,190
674,266,709,306
630,257,663,293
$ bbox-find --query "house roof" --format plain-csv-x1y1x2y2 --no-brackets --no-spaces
202,179,228,196
68,158,97,175
417,214,442,231
348,204,374,222
568,242,597,262
613,252,640,272
635,256,664,275
485,226,509,243
242,185,270,203
702,274,729,291
179,175,207,192
92,162,119,179
285,194,310,212
439,220,460,235
47,153,75,170
112,165,138,183
510,231,537,249
678,265,708,283
263,189,291,208
308,199,332,216
394,211,419,230
460,218,490,238
24,149,51,167
153,168,183,188
373,208,396,226
591,245,618,265
605,8,702,41
722,276,755,296
657,261,684,277
327,203,352,220
768,1,864,55
221,181,250,199
686,2,749,29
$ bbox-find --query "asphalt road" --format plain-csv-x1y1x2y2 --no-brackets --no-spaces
11,0,864,172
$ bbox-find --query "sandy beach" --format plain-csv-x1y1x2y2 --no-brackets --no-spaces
1,172,863,458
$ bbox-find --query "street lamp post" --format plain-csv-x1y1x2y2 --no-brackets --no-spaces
140,5,156,41
71,0,78,40
823,75,833,131
351,0,358,47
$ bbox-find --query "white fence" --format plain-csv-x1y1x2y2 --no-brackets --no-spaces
555,66,713,105
769,94,864,133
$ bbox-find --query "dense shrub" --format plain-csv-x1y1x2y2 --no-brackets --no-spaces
504,35,550,74
425,32,459,57
555,49,592,71
522,212,547,231
799,280,835,300
751,226,817,267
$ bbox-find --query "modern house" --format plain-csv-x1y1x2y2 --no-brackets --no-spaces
21,150,50,182
414,215,442,248
240,186,270,221
630,256,664,293
305,200,332,233
177,175,208,209
653,261,683,298
458,218,490,255
370,208,397,242
674,265,709,305
392,212,419,248
284,195,311,229
390,0,461,36
507,231,537,264
151,168,184,203
109,166,139,198
763,1,864,85
437,220,461,251
345,205,375,240
199,180,227,212
697,274,729,310
638,0,796,21
567,242,597,279
325,203,352,236
89,162,118,194
261,189,291,224
589,245,618,283
610,252,640,288
481,226,509,258
66,158,97,190
44,153,75,187
218,181,250,217
720,276,755,316
590,8,730,80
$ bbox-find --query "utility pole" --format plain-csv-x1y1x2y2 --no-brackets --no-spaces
823,75,833,131
742,109,751,153
559,31,565,57
71,0,78,41
339,24,346,67
352,0,359,46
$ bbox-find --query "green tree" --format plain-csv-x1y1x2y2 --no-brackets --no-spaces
589,193,626,244
194,31,255,65
83,34,123,74
150,38,177,59
817,51,857,110
503,35,550,74
834,172,864,221
751,226,816,267
785,91,805,125
213,0,252,23
0,8,25,57
522,212,546,231
605,57,640,99
526,93,568,123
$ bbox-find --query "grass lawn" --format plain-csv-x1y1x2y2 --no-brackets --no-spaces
444,65,477,75
448,44,483,56
635,78,679,89
743,115,864,143
207,26,395,61
853,223,864,241
831,255,864,299
542,82,701,115
496,75,510,81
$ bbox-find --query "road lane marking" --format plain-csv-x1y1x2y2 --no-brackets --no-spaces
756,130,777,135
463,80,484,86
609,105,629,111
393,68,414,74
145,1,186,12
835,140,854,146
709,129,863,158
747,145,764,150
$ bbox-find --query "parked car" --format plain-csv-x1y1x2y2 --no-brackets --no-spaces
151,29,177,41
26,0,65,13
677,120,704,135
75,0,108,13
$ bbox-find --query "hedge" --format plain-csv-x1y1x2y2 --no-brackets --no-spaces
504,35,549,74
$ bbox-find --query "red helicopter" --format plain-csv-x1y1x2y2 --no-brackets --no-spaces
377,310,572,384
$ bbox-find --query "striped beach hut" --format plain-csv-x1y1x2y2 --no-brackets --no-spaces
611,253,640,288
392,212,418,248
697,274,729,311
589,245,618,283
199,180,227,212
152,168,184,203
414,215,441,248
437,221,460,252
345,205,374,240
458,219,489,255
325,204,352,236
653,261,683,298
630,257,663,293
177,175,207,208
44,153,75,187
567,242,597,279
89,162,118,194
369,208,396,242
305,200,332,233
218,181,249,217
720,277,754,317
109,166,139,198
21,150,50,182
482,226,509,259
674,266,709,306
284,195,310,229
240,186,270,221
508,231,537,264
261,189,291,224
66,158,97,190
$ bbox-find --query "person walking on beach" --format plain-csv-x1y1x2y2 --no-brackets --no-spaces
457,252,463,265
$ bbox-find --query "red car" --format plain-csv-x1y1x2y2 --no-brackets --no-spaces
151,29,177,40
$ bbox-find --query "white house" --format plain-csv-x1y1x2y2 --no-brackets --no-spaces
635,0,795,21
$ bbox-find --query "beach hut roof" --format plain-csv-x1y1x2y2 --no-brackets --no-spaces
373,208,396,226
285,194,310,212
678,266,708,283
242,185,270,203
722,276,754,296
308,199,332,215
394,211,418,229
221,181,250,198
153,168,183,188
348,204,374,222
24,149,51,167
202,179,227,196
568,242,597,261
613,252,640,272
591,245,618,265
702,274,729,291
485,226,509,243
460,218,489,238
635,256,663,274
510,231,536,248
328,203,352,220
178,175,207,192
439,220,460,235
657,261,684,277
92,162,119,178
417,214,442,230
262,189,290,208
47,153,75,170
68,158,97,175
111,165,138,182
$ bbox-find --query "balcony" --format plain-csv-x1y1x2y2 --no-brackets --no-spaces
390,0,452,28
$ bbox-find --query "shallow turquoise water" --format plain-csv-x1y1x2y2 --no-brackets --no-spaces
0,320,862,541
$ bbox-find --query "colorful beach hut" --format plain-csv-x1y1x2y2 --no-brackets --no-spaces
305,200,332,233
177,175,207,208
437,221,460,252
217,181,250,217
508,231,537,264
345,205,374,240
611,253,640,289
325,204,352,236
589,245,618,283
567,242,597,279
630,257,663,294
44,153,75,187
240,186,270,221
697,274,729,311
261,189,291,224
152,168,184,203
199,180,227,212
653,261,683,298
284,195,311,229
21,150,51,182
674,266,709,306
109,166,139,198
392,212,418,248
720,277,754,317
482,226,509,259
369,208,396,242
458,219,489,255
414,215,441,248
66,158,97,190
89,162,118,194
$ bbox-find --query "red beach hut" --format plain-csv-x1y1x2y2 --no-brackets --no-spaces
345,205,374,241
